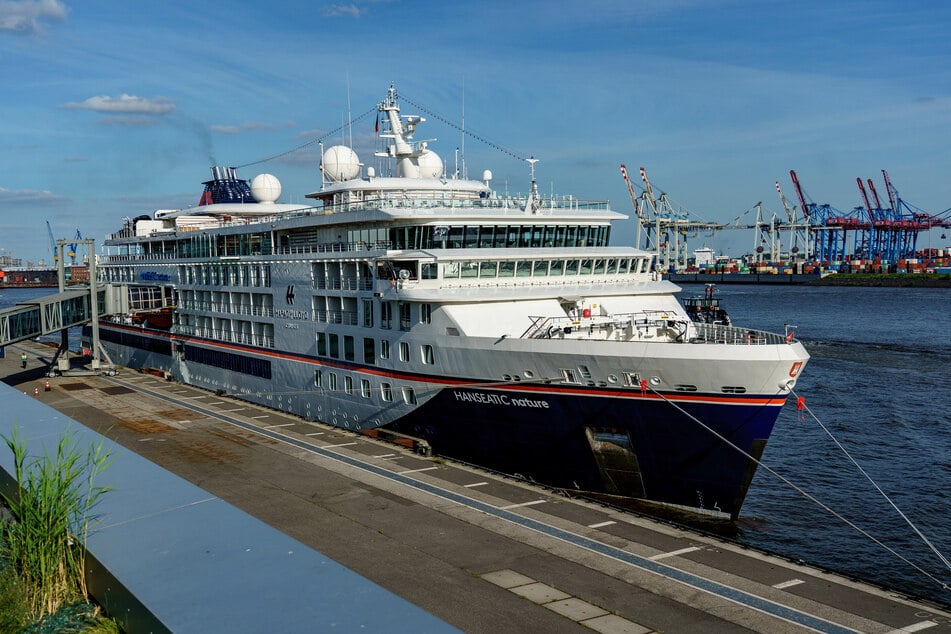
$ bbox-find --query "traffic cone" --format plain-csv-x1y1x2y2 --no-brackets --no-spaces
33,387,39,396
44,379,51,392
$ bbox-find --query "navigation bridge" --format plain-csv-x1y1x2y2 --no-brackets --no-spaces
0,238,127,375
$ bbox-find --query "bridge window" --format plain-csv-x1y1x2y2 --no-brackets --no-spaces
402,387,417,405
380,339,390,360
479,261,497,277
421,344,435,365
360,379,371,398
381,383,393,402
399,341,409,362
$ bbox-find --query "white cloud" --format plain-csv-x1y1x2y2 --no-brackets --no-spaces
62,94,175,115
322,4,363,18
0,0,67,35
0,186,66,205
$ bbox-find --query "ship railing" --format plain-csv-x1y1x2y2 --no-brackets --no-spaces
275,241,392,256
689,322,788,345
522,312,788,345
179,326,274,348
316,278,374,291
180,302,274,318
308,194,611,215
313,309,358,326
522,310,678,339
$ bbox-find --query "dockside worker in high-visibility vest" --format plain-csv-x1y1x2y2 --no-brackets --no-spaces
20,353,27,368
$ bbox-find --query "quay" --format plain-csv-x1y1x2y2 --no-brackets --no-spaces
666,272,817,285
2,340,950,633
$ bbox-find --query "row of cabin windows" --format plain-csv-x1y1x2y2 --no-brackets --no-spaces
180,263,271,287
389,224,610,250
433,257,646,280
314,370,418,405
315,333,436,366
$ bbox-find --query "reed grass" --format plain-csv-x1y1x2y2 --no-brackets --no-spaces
0,425,113,621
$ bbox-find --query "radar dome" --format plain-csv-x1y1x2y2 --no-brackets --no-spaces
417,150,444,178
322,145,361,182
250,173,282,203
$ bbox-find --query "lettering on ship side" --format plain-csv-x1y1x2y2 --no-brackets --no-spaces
274,309,309,320
453,390,550,409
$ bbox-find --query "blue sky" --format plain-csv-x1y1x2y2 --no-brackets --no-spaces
2,0,949,265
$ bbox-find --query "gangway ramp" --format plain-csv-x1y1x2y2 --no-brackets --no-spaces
0,288,102,347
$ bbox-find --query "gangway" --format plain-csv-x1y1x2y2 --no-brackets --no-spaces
0,238,124,376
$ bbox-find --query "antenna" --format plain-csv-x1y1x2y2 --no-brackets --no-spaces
346,74,353,148
460,79,466,180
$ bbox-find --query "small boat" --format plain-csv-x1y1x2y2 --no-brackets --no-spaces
683,284,731,325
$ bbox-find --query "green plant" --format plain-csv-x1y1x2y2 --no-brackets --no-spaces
0,426,113,621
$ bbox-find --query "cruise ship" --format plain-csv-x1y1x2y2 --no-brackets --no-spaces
95,85,809,520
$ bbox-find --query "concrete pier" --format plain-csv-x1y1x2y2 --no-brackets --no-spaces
2,340,949,633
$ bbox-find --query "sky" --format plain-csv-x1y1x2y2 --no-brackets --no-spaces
1,0,950,265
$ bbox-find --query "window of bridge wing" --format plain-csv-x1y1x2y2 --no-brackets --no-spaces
532,260,549,276
448,226,464,249
549,260,565,276
479,261,498,278
493,226,507,248
565,259,579,275
498,261,516,277
479,226,495,248
506,226,519,248
565,226,577,246
421,262,438,279
464,226,480,249
515,261,532,277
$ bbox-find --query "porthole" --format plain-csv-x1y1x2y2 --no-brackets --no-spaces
524,370,535,379
607,374,619,384
649,376,661,386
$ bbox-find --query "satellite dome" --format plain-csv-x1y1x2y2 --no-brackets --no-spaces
322,145,361,182
250,173,282,203
417,150,444,178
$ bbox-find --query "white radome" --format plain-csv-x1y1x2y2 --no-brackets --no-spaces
250,173,282,204
417,149,444,178
322,145,361,182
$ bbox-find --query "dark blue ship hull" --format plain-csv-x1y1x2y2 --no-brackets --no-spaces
389,386,785,519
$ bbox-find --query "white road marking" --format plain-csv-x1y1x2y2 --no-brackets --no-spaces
263,423,295,429
886,622,939,633
463,481,489,488
648,546,701,561
374,453,396,458
322,442,358,448
772,579,805,590
588,520,616,529
398,466,439,474
499,500,547,510
251,415,270,419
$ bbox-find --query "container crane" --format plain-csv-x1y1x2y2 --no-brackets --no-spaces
775,181,809,259
620,164,648,251
46,221,59,264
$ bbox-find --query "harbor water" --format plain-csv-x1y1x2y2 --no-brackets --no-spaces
676,283,951,607
1,285,949,606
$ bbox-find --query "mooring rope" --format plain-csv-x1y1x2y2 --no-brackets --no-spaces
650,385,951,593
791,388,951,574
